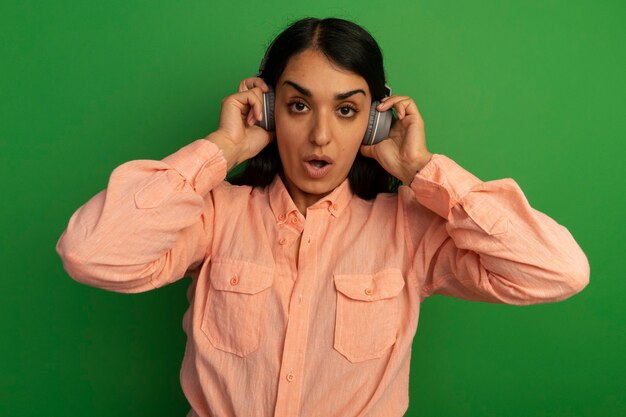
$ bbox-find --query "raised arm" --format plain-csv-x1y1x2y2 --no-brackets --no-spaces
56,86,274,293
362,93,589,304
404,155,590,304
56,139,227,293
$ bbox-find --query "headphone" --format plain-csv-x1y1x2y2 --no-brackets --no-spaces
255,42,394,146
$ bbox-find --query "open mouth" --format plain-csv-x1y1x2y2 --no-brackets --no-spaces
308,160,329,169
303,156,333,178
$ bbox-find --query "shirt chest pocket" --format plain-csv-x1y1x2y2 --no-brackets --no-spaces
201,260,274,357
333,269,406,363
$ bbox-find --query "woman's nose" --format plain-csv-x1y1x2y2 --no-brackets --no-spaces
308,110,331,146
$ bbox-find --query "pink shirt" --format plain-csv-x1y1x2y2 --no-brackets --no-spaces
56,139,589,417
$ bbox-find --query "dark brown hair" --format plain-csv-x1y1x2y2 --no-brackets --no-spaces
228,17,400,199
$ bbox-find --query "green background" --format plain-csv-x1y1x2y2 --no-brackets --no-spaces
2,0,624,415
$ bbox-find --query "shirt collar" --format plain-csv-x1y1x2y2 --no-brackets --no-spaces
268,175,353,221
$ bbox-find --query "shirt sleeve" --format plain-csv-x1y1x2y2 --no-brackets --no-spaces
56,139,227,293
404,154,590,305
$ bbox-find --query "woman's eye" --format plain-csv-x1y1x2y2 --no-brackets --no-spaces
338,106,357,118
289,101,308,113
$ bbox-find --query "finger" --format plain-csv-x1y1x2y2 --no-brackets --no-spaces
379,97,422,121
238,77,257,93
240,87,265,125
397,100,412,119
376,96,409,120
248,87,265,121
376,95,408,108
397,98,423,121
247,112,255,126
238,78,257,92
225,88,265,122
238,86,267,124
380,96,411,109
376,96,410,115
397,104,405,119
238,77,269,93
359,144,375,158
255,78,269,92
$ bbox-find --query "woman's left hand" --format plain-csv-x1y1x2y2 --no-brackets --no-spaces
360,95,433,184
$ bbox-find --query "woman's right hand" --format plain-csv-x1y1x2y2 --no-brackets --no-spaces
206,78,274,170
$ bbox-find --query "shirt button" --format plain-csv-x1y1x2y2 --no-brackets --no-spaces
286,372,295,382
364,287,373,296
278,237,287,245
332,203,339,210
230,275,240,286
291,217,298,224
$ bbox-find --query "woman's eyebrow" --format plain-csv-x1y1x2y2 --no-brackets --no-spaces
335,89,366,100
283,80,366,100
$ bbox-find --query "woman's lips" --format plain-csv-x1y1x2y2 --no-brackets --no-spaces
302,159,332,179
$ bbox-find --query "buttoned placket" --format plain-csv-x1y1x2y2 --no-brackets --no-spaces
273,207,325,417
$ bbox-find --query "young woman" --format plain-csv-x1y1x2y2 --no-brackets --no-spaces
56,17,589,417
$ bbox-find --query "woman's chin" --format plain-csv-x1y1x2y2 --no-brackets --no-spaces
285,175,344,202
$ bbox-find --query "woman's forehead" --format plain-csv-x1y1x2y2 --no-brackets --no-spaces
278,49,370,98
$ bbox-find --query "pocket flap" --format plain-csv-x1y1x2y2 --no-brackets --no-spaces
462,183,510,236
334,269,405,301
134,170,178,209
210,259,274,294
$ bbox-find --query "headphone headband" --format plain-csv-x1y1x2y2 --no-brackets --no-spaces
257,39,276,76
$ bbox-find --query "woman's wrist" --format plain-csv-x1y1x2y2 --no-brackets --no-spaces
204,131,243,171
400,152,434,184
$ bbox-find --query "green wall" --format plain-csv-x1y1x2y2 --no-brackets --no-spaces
2,1,624,415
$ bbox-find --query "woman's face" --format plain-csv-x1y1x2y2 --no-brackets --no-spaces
274,48,371,212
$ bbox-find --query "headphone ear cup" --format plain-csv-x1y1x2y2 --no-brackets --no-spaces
362,101,393,146
362,102,378,146
258,85,275,131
